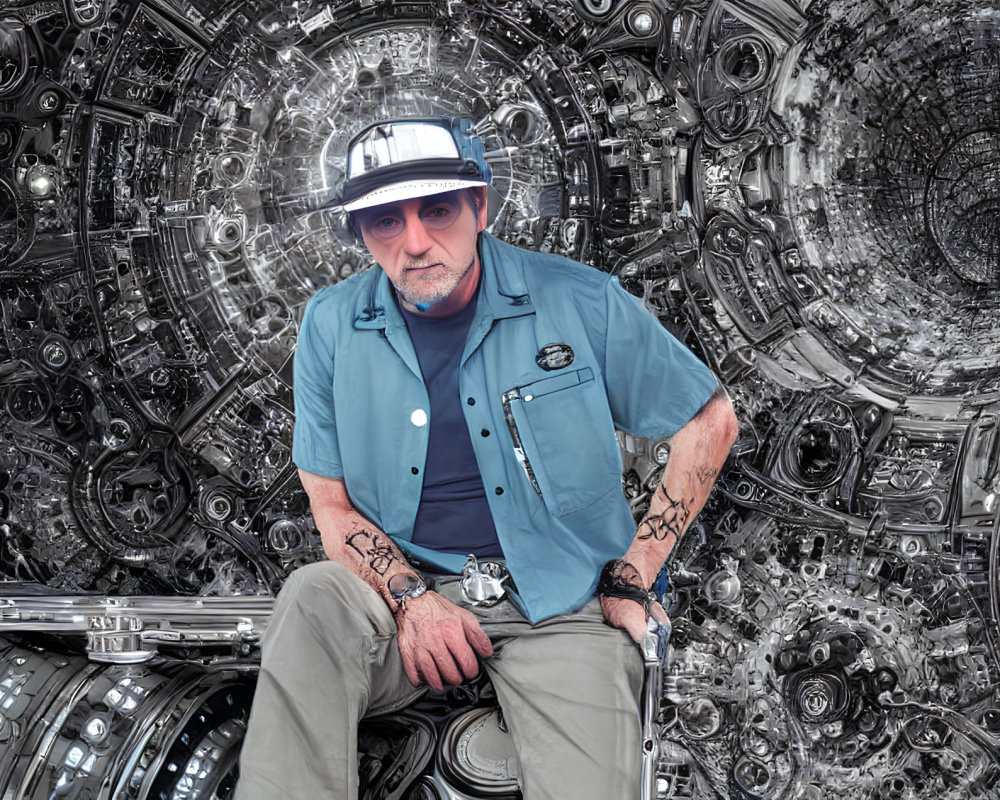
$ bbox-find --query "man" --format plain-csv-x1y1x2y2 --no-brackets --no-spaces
235,117,738,799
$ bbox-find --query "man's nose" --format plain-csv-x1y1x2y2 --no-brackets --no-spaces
402,212,433,255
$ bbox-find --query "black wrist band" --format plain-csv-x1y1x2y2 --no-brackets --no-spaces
598,560,651,611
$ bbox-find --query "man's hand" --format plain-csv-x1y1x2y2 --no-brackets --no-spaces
394,590,493,691
600,595,669,644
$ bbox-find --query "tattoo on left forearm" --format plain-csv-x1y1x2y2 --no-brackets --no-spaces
637,485,693,542
346,530,397,575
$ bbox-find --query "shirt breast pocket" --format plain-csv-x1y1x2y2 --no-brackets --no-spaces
503,367,622,516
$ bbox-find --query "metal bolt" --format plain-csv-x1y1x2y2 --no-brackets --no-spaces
632,11,654,35
38,91,59,112
208,495,232,521
42,340,69,367
84,716,109,743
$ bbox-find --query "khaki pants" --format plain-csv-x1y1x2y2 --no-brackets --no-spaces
234,561,644,800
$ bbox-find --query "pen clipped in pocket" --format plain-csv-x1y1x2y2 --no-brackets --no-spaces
500,367,621,516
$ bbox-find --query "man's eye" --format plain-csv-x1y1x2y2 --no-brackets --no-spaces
422,205,457,225
361,214,402,240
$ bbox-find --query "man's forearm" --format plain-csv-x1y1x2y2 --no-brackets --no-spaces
298,469,494,689
620,389,739,589
300,470,420,609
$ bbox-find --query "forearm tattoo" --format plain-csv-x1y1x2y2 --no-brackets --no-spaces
696,466,719,484
637,485,693,542
346,530,397,575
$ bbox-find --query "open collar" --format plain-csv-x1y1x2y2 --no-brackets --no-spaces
352,231,535,332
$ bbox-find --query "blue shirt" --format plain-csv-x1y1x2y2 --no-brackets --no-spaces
292,232,718,622
398,294,503,557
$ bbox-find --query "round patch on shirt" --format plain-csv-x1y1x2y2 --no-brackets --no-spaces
535,343,575,371
410,408,428,427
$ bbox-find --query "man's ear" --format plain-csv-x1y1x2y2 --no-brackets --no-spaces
473,186,489,232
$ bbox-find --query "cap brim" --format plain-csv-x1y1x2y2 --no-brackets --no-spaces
332,178,487,212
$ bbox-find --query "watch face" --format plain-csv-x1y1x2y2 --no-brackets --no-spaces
388,572,425,599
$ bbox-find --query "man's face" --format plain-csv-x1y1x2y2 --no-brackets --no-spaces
354,188,488,317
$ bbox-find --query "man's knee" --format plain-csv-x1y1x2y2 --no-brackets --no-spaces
272,560,391,634
279,560,354,602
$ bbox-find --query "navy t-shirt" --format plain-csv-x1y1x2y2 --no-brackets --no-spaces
398,295,503,558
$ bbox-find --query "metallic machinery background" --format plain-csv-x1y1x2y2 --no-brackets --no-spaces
1,0,999,797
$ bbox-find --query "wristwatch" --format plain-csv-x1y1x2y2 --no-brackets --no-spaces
387,572,427,613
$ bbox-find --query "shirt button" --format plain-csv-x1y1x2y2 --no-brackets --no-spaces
410,409,427,427
480,428,490,437
411,467,419,475
467,397,476,406
495,486,504,495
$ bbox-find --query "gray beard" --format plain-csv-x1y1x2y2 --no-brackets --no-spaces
395,257,475,312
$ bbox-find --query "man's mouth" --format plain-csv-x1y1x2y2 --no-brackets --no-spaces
405,263,443,273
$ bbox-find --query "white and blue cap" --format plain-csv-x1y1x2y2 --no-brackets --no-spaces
327,117,493,212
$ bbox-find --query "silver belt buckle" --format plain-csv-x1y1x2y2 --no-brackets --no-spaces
460,555,509,606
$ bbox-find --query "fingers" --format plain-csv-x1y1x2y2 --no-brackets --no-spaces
431,619,486,685
395,594,490,690
413,650,445,692
429,647,465,688
448,634,481,682
600,595,648,644
412,637,477,690
622,612,647,644
649,601,669,626
401,648,421,687
461,613,494,660
400,635,450,691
